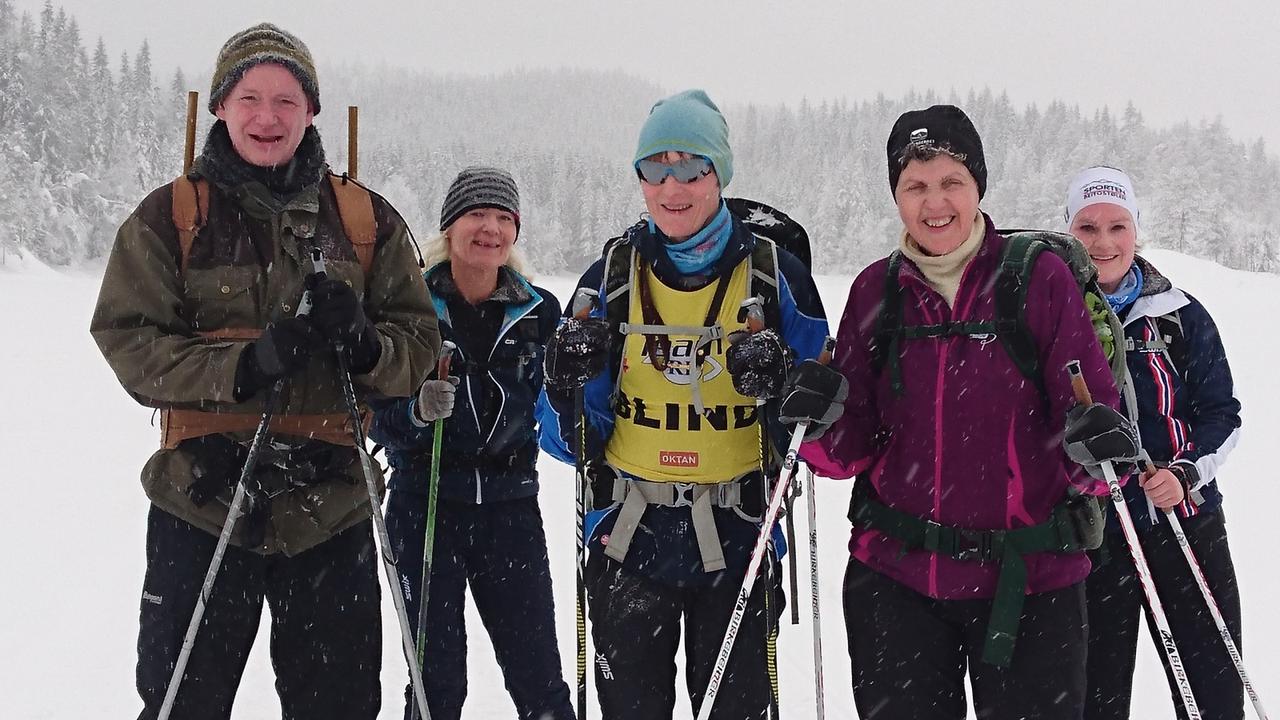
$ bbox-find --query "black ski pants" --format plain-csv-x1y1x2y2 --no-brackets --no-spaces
1085,509,1243,720
385,492,574,720
135,505,381,720
844,558,1088,720
584,552,783,720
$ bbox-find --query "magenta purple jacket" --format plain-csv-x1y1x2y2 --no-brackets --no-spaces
802,219,1120,601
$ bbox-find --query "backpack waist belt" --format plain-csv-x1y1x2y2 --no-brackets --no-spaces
849,480,1098,667
159,327,365,449
604,475,744,573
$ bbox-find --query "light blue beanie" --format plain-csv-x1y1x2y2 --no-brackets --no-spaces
633,89,734,188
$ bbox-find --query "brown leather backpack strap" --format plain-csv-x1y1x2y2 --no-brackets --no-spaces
171,176,210,274
328,173,377,276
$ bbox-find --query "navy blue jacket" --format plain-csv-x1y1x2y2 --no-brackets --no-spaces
536,216,829,586
372,264,560,504
1117,256,1242,529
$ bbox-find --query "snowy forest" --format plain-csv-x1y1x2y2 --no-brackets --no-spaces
2,0,1278,275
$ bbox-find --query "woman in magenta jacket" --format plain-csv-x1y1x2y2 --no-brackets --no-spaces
794,105,1136,720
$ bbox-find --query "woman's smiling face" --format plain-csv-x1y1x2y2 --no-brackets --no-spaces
1069,202,1138,292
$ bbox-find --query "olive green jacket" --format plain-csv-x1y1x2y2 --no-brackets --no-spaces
91,171,439,555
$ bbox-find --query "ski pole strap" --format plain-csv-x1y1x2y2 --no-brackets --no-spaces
848,480,1100,667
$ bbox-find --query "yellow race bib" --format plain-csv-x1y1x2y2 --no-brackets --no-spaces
605,259,762,483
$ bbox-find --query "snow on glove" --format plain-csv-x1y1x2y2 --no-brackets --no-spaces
234,316,322,400
1063,403,1140,478
412,377,459,425
544,316,612,390
778,360,849,440
725,329,793,399
310,278,382,374
184,435,250,507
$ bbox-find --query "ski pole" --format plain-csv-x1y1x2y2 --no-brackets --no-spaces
805,463,826,720
1141,455,1269,720
785,481,800,626
157,250,323,720
741,297,784,717
410,340,456,720
1066,361,1201,720
1162,510,1268,719
320,250,432,720
697,336,835,720
570,287,598,720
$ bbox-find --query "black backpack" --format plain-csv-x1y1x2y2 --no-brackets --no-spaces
598,198,811,364
871,230,1127,395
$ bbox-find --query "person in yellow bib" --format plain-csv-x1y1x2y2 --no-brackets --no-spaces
537,89,830,720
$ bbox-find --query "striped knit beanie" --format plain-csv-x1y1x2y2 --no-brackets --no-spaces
440,166,521,233
209,23,320,115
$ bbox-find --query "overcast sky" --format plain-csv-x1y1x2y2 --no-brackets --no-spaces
18,0,1280,149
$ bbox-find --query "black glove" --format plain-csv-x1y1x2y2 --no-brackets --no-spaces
544,316,612,390
310,278,382,374
234,316,322,400
725,329,792,399
778,360,848,440
184,435,250,507
1063,404,1140,478
183,434,270,546
1167,459,1200,497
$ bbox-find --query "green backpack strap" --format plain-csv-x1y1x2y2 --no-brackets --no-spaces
994,233,1046,387
871,251,907,394
995,230,1127,395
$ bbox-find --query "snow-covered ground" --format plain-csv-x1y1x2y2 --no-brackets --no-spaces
1,248,1274,718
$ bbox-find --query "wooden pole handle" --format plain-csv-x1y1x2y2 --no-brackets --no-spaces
183,91,198,174
347,106,359,180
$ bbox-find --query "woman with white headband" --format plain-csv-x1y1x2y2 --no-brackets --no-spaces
1065,166,1245,720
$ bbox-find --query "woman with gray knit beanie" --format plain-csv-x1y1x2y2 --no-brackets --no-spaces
370,167,574,720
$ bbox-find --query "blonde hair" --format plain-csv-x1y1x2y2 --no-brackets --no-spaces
420,230,529,278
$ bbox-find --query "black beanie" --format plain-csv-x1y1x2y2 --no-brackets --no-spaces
886,105,987,199
440,166,521,233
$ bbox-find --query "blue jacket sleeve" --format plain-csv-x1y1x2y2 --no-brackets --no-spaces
536,259,617,465
776,249,829,362
1175,293,1242,476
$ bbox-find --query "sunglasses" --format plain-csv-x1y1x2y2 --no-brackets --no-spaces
635,156,714,185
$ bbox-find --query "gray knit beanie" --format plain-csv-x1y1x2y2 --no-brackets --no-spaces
209,23,320,115
440,166,521,233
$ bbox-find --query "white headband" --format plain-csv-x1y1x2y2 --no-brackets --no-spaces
1064,166,1140,229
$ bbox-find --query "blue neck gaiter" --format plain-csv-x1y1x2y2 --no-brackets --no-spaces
652,201,733,275
1105,263,1143,313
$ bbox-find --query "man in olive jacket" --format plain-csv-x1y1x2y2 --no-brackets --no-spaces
90,23,438,720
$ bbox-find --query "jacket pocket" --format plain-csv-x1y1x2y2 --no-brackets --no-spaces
183,266,260,333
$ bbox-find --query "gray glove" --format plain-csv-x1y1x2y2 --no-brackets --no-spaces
411,377,458,425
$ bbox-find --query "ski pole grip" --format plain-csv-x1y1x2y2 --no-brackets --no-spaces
296,248,328,318
570,288,599,320
1065,360,1093,406
437,340,456,378
817,336,836,366
740,298,766,334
